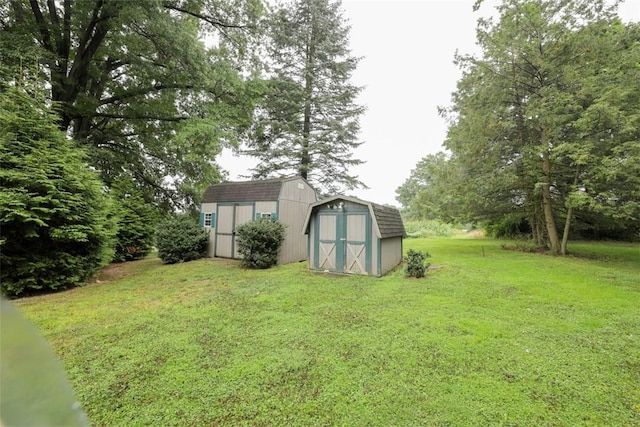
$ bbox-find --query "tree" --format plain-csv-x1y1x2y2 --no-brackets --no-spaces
0,87,116,297
110,177,159,262
436,0,638,254
244,0,366,194
395,152,466,222
1,0,264,211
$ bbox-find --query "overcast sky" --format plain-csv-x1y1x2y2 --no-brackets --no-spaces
220,0,640,207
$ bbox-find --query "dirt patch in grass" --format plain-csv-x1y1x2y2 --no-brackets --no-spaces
91,262,134,284
501,244,549,254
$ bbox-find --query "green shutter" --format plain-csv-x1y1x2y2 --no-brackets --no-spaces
210,213,216,228
271,212,278,221
255,212,261,221
199,212,204,227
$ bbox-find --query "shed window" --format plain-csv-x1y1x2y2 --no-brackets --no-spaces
204,213,212,227
255,212,278,221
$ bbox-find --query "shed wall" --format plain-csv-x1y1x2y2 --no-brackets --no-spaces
255,201,277,217
380,236,403,275
307,215,316,270
277,178,316,264
201,202,217,257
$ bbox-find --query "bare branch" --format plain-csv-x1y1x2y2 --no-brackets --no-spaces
90,112,189,122
161,2,247,30
98,83,196,106
28,0,53,52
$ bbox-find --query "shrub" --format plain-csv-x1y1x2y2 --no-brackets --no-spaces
156,215,208,264
111,181,158,263
235,219,286,269
0,88,117,297
405,249,432,278
485,215,531,239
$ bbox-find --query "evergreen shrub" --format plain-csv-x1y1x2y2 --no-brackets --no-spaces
156,215,208,264
111,182,158,262
0,88,116,297
235,219,286,269
405,249,432,278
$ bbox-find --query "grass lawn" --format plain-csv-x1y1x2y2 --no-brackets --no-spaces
12,238,640,426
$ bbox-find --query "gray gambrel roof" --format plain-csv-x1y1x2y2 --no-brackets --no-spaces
370,202,407,238
202,178,290,203
303,195,406,239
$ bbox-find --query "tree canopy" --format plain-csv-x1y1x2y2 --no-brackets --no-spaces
1,0,264,211
399,0,640,252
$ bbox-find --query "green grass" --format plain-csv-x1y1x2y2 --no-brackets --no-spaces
11,238,640,426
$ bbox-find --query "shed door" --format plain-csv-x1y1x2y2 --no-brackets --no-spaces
317,214,339,271
315,210,370,274
215,204,254,259
345,213,368,274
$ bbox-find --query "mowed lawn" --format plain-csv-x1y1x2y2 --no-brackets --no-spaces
13,238,640,426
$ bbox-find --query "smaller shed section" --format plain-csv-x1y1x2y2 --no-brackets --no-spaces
200,177,317,264
303,196,406,277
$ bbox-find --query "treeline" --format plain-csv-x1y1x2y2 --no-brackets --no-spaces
397,0,639,253
0,0,364,296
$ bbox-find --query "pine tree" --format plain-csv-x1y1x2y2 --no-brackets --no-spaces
246,0,366,194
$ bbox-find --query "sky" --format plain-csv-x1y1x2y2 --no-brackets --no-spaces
220,0,640,207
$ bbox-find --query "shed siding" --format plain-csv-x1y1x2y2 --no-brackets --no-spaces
201,202,217,257
278,198,310,263
255,201,277,218
280,179,317,204
307,216,316,269
380,236,403,275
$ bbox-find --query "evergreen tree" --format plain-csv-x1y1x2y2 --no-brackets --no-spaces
245,0,366,194
110,177,159,262
0,87,116,296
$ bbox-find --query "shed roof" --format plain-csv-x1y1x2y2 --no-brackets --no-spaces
202,178,288,203
370,202,407,238
303,195,406,239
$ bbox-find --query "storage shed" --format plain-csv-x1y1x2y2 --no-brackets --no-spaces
302,196,406,277
200,177,317,264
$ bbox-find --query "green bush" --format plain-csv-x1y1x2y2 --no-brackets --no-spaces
235,219,286,269
405,249,431,278
484,215,531,239
156,215,208,264
0,88,117,297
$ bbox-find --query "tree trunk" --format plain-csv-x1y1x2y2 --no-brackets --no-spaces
560,169,579,256
299,25,315,181
540,127,560,255
560,206,573,256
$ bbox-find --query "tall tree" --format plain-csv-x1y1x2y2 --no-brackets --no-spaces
245,0,366,194
1,0,264,211
436,0,638,254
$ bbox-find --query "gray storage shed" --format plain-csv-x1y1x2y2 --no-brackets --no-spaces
302,196,406,277
200,177,317,264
